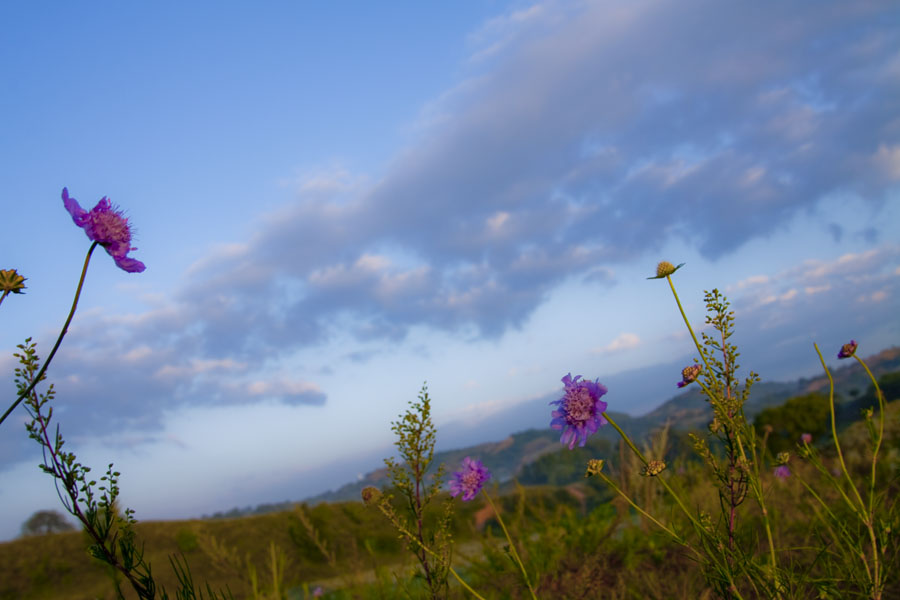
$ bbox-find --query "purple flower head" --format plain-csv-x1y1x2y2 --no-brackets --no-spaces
837,340,857,359
800,433,813,444
449,457,491,501
550,373,609,449
773,465,791,479
677,364,702,388
62,188,146,273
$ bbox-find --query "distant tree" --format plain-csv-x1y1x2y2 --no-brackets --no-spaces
20,509,76,537
754,392,831,454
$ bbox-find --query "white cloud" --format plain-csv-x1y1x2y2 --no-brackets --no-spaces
594,332,641,354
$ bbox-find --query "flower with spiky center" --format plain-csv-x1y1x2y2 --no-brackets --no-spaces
449,457,491,501
837,340,857,359
0,269,27,294
647,261,685,279
677,364,702,388
551,373,608,449
62,188,145,273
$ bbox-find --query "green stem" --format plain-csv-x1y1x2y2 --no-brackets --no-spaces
602,412,705,533
593,470,699,558
0,243,97,428
855,354,885,595
666,274,713,377
814,344,880,593
813,344,867,516
854,354,885,516
0,289,9,309
481,489,539,600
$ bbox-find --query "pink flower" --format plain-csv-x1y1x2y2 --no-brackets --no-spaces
449,457,491,501
62,188,145,273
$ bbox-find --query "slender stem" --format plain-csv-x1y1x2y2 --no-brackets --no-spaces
666,274,713,377
603,412,706,534
481,489,539,600
0,242,97,428
854,354,885,516
0,289,10,309
815,344,880,593
593,470,698,555
855,354,885,596
813,344,866,516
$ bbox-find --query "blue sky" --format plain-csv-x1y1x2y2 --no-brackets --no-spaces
1,0,899,541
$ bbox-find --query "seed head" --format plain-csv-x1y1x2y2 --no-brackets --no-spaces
647,261,685,279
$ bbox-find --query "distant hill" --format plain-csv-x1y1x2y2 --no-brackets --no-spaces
298,346,899,507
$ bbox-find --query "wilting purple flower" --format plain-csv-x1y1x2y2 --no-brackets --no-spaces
837,340,857,359
800,433,813,444
677,364,702,388
551,373,609,449
62,187,145,273
449,457,491,501
312,587,324,597
773,465,791,479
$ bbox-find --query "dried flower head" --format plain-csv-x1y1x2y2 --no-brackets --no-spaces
640,460,667,477
62,187,146,273
677,364,702,388
837,340,857,359
585,459,605,478
551,373,609,449
361,486,382,506
449,457,491,501
647,261,685,279
0,269,27,294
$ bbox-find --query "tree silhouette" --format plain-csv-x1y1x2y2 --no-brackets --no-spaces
20,509,76,537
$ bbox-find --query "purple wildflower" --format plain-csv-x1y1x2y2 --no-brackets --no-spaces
550,373,609,449
677,364,702,388
449,457,491,501
800,433,813,444
773,465,791,479
837,340,857,359
62,187,145,273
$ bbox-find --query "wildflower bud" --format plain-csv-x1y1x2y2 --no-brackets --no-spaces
800,433,812,444
361,486,382,506
677,364,702,388
776,452,790,465
863,407,874,420
837,340,857,359
640,460,667,476
585,459,605,478
763,424,774,434
0,269,26,294
647,261,685,279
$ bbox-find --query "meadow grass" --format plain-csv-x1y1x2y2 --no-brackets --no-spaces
3,203,899,599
